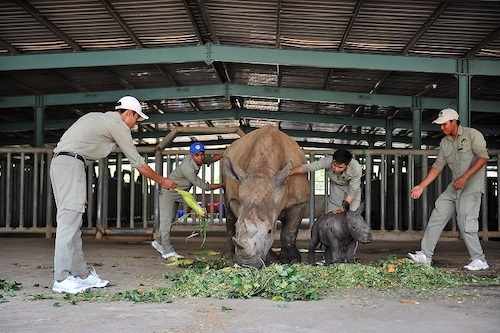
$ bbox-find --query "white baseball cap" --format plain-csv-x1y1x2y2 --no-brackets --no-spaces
432,108,459,124
115,96,149,121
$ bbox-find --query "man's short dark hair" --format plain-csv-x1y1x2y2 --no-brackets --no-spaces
332,149,352,165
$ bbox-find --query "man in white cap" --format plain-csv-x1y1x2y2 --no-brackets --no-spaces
408,108,490,271
152,142,223,259
50,96,177,294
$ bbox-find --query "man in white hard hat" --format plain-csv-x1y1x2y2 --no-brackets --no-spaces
50,96,177,294
408,108,490,271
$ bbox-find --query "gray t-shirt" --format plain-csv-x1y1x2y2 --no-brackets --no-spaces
168,155,214,191
301,155,363,212
432,125,489,195
54,111,145,168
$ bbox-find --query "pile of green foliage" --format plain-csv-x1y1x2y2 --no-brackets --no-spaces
0,279,22,303
110,255,500,303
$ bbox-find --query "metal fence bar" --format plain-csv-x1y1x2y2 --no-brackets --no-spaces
421,155,429,228
364,153,372,227
45,153,54,237
1,147,499,240
393,154,400,231
116,154,123,229
32,153,39,228
407,153,414,231
19,152,25,228
6,152,12,227
380,154,386,231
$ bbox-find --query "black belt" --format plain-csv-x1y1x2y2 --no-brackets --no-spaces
54,151,85,163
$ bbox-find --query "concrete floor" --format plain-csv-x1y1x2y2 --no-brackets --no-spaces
1,235,499,332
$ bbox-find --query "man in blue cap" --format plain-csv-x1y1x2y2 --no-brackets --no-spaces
152,142,224,259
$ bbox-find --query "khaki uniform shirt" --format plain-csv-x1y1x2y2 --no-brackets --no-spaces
54,112,145,168
432,125,489,195
301,155,363,203
169,155,214,191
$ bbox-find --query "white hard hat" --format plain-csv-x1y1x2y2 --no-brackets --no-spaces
115,96,149,121
432,108,459,124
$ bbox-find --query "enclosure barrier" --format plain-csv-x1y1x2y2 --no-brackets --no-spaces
0,147,498,241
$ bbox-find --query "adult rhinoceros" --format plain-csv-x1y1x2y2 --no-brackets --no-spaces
222,125,310,268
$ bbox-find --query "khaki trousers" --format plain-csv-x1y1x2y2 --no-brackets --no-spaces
421,187,486,261
156,189,183,254
50,156,88,280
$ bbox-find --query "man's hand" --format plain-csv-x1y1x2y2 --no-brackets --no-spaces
159,177,177,190
453,175,468,190
410,185,424,199
333,207,344,214
333,200,350,214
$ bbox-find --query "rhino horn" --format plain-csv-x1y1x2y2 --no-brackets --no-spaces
223,157,247,182
232,236,244,250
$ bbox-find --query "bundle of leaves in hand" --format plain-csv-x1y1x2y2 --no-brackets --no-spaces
175,189,207,217
175,189,208,245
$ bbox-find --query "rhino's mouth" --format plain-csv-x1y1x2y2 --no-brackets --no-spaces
234,254,265,269
359,235,373,243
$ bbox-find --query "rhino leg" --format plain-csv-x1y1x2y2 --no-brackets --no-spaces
307,223,320,265
331,239,343,263
345,238,358,263
222,202,237,260
324,245,333,266
278,203,306,264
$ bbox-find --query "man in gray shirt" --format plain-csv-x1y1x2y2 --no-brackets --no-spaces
288,148,362,214
152,142,223,259
408,108,489,271
51,96,176,294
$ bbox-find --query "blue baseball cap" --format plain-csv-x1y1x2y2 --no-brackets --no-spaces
190,142,205,154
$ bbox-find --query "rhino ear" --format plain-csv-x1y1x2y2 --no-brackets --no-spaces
223,157,246,182
355,201,365,214
275,161,292,186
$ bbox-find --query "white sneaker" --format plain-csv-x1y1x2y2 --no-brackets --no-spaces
407,251,432,266
162,251,184,260
151,240,165,255
464,259,489,271
76,268,109,288
52,276,90,294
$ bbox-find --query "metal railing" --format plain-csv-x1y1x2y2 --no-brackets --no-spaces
0,147,498,240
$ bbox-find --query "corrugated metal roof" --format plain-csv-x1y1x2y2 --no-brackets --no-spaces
0,0,499,149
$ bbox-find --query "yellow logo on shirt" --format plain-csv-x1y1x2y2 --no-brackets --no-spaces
461,139,468,148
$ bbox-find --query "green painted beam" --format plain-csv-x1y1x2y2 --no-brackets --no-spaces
1,83,499,113
2,108,498,137
0,45,207,71
229,84,412,108
0,126,442,148
1,44,499,76
211,45,458,74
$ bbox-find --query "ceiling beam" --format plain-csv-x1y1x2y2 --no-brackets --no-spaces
1,108,499,137
1,44,499,76
1,83,498,113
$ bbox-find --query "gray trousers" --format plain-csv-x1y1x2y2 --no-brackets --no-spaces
421,187,486,261
156,189,183,254
50,156,88,281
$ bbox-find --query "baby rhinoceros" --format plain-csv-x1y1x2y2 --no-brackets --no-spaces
308,202,372,265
